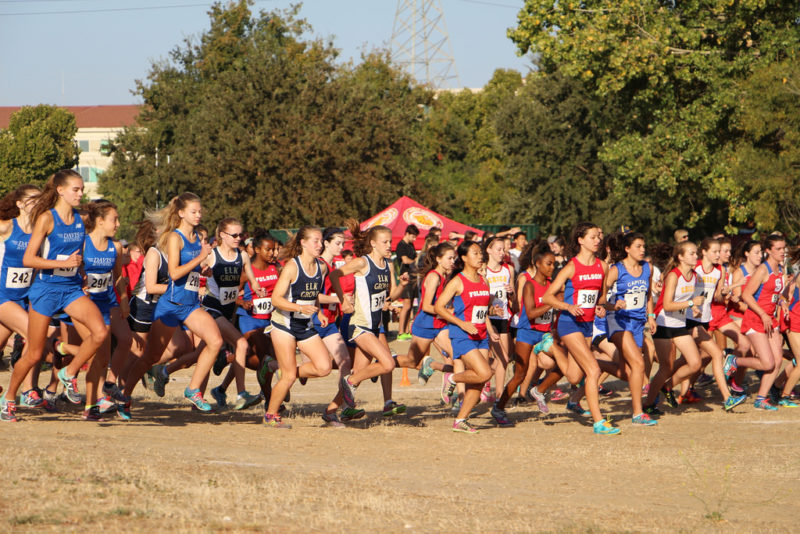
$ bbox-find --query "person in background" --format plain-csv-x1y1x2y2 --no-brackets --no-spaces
509,231,528,271
428,227,442,243
396,224,419,341
673,228,689,243
548,235,568,278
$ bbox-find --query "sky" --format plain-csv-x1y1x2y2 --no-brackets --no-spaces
0,0,533,106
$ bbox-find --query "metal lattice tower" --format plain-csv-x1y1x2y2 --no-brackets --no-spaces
391,0,461,89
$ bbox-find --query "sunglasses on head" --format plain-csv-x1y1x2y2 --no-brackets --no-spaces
223,232,243,239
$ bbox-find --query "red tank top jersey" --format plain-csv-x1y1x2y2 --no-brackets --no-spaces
562,257,604,322
741,263,784,333
420,270,447,329
728,265,751,319
789,284,800,333
249,263,279,320
531,278,553,332
710,268,733,329
319,257,339,323
514,271,535,325
454,272,491,340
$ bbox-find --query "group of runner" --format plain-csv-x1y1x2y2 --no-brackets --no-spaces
1,170,800,435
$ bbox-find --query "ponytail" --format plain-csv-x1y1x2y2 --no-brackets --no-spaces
609,232,645,264
83,199,117,233
418,242,455,284
453,240,479,276
29,169,82,224
346,218,391,257
153,192,201,250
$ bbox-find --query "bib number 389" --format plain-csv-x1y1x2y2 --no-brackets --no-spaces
576,290,598,309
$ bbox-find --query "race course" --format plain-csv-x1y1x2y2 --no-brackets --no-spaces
2,340,798,533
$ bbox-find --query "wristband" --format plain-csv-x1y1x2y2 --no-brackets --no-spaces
647,313,655,318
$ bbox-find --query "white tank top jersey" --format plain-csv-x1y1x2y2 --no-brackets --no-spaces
689,262,721,323
656,268,696,328
486,263,512,320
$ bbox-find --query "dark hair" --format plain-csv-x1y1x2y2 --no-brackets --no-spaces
133,219,157,254
698,237,719,257
281,225,322,260
567,221,600,257
763,233,786,252
513,231,527,240
419,242,456,284
609,231,645,264
453,240,480,275
482,235,504,255
0,184,39,220
733,240,760,268
518,240,538,272
649,242,673,272
347,218,391,257
30,169,83,224
253,231,276,250
83,199,118,233
464,230,478,242
215,217,242,242
321,226,345,254
531,241,555,268
404,224,420,236
420,234,440,255
341,248,354,258
428,227,442,237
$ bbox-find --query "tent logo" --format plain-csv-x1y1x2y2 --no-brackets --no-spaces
403,207,442,230
366,208,398,228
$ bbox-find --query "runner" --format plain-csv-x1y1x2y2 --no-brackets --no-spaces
484,235,515,404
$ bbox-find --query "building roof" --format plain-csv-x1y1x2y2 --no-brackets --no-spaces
0,105,141,129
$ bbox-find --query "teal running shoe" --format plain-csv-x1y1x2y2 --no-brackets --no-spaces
631,413,657,426
593,418,621,435
533,332,553,354
184,388,212,412
754,397,778,411
778,397,799,408
724,394,746,411
418,356,435,385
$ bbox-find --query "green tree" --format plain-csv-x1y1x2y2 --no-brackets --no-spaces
102,2,430,236
0,105,79,191
509,0,800,233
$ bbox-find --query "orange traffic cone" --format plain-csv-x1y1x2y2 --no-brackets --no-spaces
400,367,411,387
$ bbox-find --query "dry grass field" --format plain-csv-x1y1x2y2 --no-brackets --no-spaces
2,339,799,533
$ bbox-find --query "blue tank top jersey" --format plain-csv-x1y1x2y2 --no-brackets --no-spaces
612,260,650,321
0,218,33,301
202,248,243,317
37,208,84,285
83,235,118,305
167,229,202,305
351,255,391,330
271,257,324,331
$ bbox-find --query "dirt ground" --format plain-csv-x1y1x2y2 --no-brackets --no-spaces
1,338,799,533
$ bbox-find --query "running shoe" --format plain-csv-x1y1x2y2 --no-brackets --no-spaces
19,389,44,408
263,413,292,429
151,365,169,398
593,418,621,435
490,404,514,427
789,388,800,401
527,386,550,414
723,394,746,411
480,382,495,404
397,333,412,341
695,372,715,388
322,411,345,428
661,388,678,408
451,419,478,434
643,404,664,416
184,387,212,412
728,378,745,395
754,397,778,411
97,396,116,414
511,396,528,410
441,372,456,404
642,383,650,396
533,332,553,354
103,382,128,403
42,389,59,413
418,356,435,385
117,400,132,421
566,401,590,416
57,368,82,404
0,399,17,422
598,385,616,397
550,388,568,402
778,397,799,408
722,352,738,378
340,374,357,408
234,391,262,410
382,401,406,416
631,413,657,426
213,348,229,376
769,386,782,405
142,368,155,390
678,388,703,405
210,386,227,408
340,406,366,420
82,406,105,422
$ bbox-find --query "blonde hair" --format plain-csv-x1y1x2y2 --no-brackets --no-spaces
151,192,201,250
280,225,321,261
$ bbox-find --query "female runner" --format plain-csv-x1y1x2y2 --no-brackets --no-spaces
265,226,332,428
484,236,515,404
332,222,408,411
542,222,620,435
2,170,108,422
434,240,497,433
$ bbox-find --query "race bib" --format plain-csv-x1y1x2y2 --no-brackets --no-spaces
54,254,77,277
771,293,780,304
184,271,200,292
534,309,553,325
6,267,32,289
219,286,238,305
371,291,387,313
624,291,646,310
492,288,507,305
86,272,111,294
576,290,598,308
253,297,273,315
294,299,315,319
471,305,488,323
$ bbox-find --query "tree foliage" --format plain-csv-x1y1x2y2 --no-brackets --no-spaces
102,2,431,236
0,105,79,191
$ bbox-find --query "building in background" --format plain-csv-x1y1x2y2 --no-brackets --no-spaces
0,105,140,197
